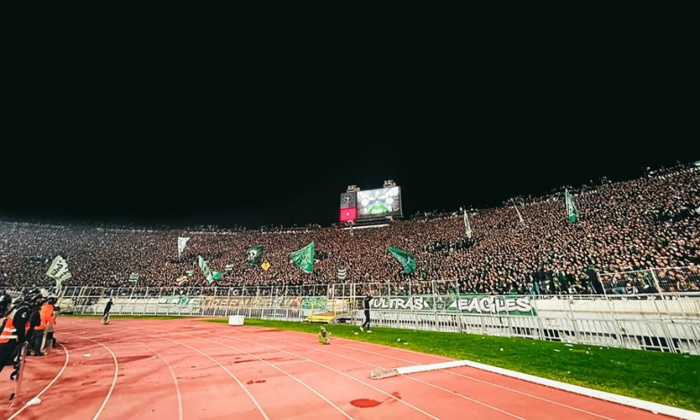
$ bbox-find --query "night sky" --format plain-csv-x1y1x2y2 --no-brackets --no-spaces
2,23,699,229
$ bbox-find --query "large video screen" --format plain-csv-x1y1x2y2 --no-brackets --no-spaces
357,187,402,219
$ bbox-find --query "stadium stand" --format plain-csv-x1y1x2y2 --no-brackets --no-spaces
1,163,698,294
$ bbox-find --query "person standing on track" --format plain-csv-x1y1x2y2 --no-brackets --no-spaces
102,298,113,324
359,293,372,333
28,296,47,356
44,297,58,349
31,297,55,355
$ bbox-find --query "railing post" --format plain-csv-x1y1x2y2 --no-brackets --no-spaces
432,280,438,331
76,286,85,314
144,287,149,315
453,281,462,333
650,269,664,294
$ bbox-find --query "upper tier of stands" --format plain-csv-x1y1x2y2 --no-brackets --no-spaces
1,163,698,295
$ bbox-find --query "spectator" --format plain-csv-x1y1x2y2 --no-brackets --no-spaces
0,162,698,295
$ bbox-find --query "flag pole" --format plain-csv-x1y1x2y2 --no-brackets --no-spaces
511,198,525,226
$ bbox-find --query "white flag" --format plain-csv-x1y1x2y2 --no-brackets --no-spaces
511,198,525,225
463,209,472,239
46,256,72,281
178,237,190,259
46,256,72,292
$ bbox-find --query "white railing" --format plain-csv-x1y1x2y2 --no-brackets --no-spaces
49,270,700,355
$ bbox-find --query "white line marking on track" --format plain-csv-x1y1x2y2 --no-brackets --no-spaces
8,343,70,420
92,341,119,420
215,332,441,420
64,328,185,420
286,333,616,420
272,359,309,366
183,334,353,420
145,345,183,420
169,338,270,420
444,370,616,420
256,332,527,420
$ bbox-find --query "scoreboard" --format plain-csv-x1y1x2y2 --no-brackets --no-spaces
339,186,402,222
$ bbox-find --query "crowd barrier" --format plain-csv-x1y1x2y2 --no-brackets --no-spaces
50,272,700,356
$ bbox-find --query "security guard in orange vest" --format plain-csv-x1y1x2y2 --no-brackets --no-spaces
44,297,59,350
30,298,52,356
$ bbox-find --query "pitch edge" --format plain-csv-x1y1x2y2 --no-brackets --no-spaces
377,359,699,420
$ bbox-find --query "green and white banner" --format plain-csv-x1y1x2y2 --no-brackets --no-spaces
291,242,315,273
565,188,579,223
198,255,222,284
388,247,416,274
369,295,536,316
301,296,327,310
245,245,264,266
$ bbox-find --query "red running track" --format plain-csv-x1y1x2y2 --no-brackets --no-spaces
0,318,678,419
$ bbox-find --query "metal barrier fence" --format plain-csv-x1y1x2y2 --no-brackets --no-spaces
599,266,700,294
52,273,700,355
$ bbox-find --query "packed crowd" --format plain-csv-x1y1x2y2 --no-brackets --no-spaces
1,163,699,296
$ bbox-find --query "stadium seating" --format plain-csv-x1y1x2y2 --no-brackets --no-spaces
1,163,698,294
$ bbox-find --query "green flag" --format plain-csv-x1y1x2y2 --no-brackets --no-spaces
245,245,264,265
388,247,416,274
565,188,579,223
291,242,314,273
198,255,222,284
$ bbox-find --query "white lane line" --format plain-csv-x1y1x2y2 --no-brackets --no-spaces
256,332,526,420
8,343,71,420
180,334,353,420
215,332,440,420
169,338,270,420
68,329,184,420
281,330,694,420
272,359,309,366
145,344,183,420
8,332,120,420
92,341,119,420
281,332,616,420
444,370,616,420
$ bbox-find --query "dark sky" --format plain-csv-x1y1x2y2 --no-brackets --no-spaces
2,23,699,229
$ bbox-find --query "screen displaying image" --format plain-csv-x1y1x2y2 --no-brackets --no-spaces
357,187,402,219
339,192,357,209
339,207,357,222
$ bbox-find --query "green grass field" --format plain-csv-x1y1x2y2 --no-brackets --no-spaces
205,317,700,411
